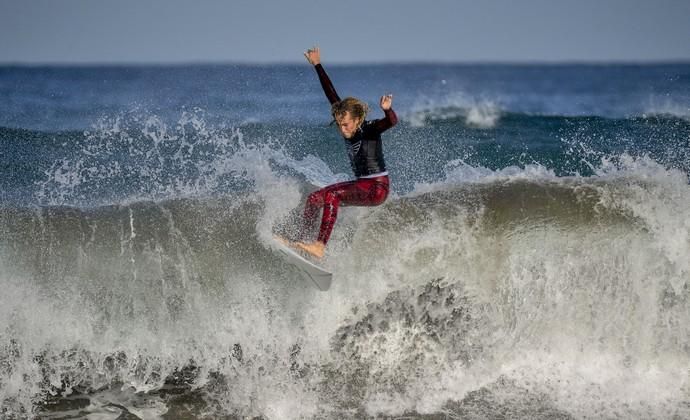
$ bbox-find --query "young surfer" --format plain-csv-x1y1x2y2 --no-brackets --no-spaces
282,47,398,259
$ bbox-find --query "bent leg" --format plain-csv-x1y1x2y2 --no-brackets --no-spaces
317,177,390,244
296,177,389,257
338,177,389,208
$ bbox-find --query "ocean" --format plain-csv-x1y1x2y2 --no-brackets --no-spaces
1,62,689,419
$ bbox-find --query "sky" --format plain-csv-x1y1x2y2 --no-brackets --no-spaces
1,0,689,64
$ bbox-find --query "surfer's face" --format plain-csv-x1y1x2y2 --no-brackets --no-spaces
335,112,361,139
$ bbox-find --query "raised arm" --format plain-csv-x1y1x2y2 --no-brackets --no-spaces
372,94,398,132
304,47,340,105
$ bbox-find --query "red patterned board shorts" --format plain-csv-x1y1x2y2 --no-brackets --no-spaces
303,175,389,244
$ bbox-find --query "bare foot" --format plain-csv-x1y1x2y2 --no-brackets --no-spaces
274,236,326,259
293,241,326,259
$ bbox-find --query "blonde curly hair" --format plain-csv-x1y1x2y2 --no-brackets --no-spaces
331,97,369,126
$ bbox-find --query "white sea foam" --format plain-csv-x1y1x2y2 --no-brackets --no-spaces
643,96,690,121
407,92,503,128
4,110,690,418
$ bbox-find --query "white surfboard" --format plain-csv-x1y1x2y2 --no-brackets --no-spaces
272,237,332,291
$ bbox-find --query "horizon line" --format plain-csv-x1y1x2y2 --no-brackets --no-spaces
1,58,690,68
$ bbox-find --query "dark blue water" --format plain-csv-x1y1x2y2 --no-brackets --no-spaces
1,63,689,419
1,64,689,205
2,63,689,131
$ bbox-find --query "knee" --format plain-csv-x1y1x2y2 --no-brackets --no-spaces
324,191,339,206
371,185,389,205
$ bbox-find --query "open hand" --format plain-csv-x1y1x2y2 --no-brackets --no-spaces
304,46,320,65
380,94,393,111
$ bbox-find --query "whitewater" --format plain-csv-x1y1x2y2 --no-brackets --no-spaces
1,63,689,418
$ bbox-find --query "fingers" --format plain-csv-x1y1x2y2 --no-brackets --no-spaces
304,46,320,64
380,93,393,109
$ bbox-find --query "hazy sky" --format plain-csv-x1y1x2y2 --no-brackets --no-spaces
1,0,689,64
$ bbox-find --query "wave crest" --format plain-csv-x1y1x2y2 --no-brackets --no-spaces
407,93,502,128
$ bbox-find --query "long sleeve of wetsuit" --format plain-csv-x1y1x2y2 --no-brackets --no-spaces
314,64,341,105
372,108,398,133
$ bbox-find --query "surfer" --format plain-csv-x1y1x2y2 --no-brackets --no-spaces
284,47,398,259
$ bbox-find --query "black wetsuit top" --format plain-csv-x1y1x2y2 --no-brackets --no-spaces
314,64,398,178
